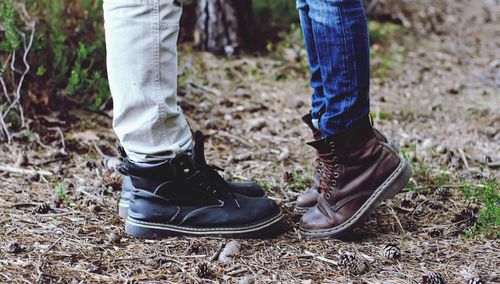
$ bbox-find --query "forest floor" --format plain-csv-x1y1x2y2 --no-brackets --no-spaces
0,1,499,283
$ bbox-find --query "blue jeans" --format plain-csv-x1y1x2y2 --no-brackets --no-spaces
297,0,371,136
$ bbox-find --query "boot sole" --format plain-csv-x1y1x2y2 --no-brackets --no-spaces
294,206,311,214
300,156,412,239
125,211,285,239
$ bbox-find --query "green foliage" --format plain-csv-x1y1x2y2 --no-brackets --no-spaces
0,0,22,52
368,21,403,44
1,0,109,110
460,181,499,238
252,0,299,50
288,170,314,192
54,183,69,203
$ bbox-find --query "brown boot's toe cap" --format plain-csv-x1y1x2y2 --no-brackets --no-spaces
296,187,320,208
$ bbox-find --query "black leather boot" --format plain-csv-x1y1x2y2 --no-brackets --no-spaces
121,131,284,238
119,176,265,218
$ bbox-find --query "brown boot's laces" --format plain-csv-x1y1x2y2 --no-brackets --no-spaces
318,141,341,200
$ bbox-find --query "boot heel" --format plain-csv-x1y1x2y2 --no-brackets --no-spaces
382,159,412,200
118,201,129,219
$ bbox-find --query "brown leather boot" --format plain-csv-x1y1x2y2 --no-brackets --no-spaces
295,113,399,213
299,117,412,238
295,113,323,213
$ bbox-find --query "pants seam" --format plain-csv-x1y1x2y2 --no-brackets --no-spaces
152,0,172,145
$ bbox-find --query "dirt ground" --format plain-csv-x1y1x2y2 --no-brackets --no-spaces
0,0,499,283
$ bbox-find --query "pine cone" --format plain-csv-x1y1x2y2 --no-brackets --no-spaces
380,243,401,259
4,240,23,254
465,215,477,230
434,187,449,197
32,203,52,214
401,198,414,208
467,277,484,284
404,220,418,232
406,191,419,200
422,271,447,284
428,228,443,238
196,262,214,279
338,253,370,275
452,208,474,223
428,200,444,210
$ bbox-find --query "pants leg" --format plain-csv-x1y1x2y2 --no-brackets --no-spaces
297,0,326,127
104,0,192,162
306,0,371,136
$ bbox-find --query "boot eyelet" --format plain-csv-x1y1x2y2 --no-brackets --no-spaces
334,164,340,169
319,162,324,167
329,186,335,191
325,193,331,198
333,157,339,162
332,180,337,186
329,142,335,147
333,172,339,178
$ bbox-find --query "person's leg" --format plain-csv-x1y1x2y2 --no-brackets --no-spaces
295,0,324,212
103,0,284,237
104,0,192,163
297,0,326,129
308,0,371,136
296,0,401,214
299,0,411,238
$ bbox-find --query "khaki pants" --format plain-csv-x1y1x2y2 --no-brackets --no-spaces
103,0,192,162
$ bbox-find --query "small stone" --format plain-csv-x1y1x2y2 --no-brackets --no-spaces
421,271,447,284
4,240,23,254
219,241,241,263
108,233,121,244
380,243,401,259
144,258,160,268
233,152,252,162
88,204,101,213
247,118,267,131
468,203,479,213
239,275,255,284
435,145,447,154
74,227,85,235
52,164,64,175
15,153,28,167
421,138,434,149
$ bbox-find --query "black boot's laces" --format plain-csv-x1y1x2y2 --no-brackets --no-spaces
200,164,241,208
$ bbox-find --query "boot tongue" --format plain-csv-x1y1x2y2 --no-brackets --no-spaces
307,138,329,154
191,131,208,168
301,112,322,139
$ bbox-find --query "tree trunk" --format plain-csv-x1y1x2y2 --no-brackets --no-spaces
194,0,252,54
